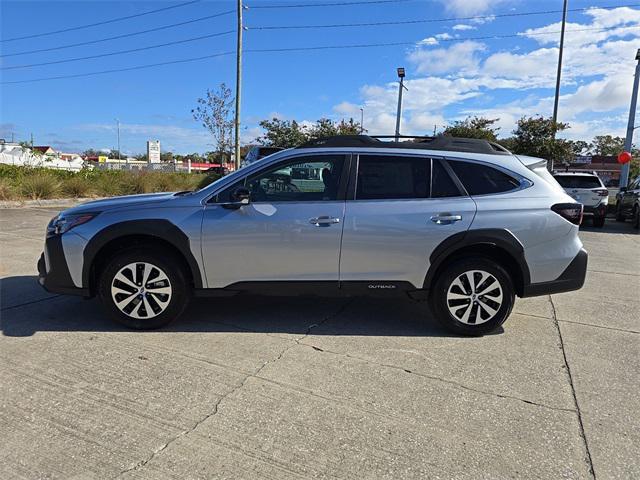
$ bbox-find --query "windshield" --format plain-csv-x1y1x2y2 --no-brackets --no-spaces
554,175,601,189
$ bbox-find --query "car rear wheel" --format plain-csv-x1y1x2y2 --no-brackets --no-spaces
430,257,515,336
98,248,190,329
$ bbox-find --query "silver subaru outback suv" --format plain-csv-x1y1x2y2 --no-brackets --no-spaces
38,135,587,335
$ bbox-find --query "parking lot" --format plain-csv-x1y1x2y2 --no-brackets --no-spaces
0,205,638,479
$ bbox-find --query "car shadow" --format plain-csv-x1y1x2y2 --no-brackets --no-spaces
580,218,638,234
0,276,503,338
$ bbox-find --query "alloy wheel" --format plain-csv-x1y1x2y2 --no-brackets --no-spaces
446,270,503,325
111,262,172,319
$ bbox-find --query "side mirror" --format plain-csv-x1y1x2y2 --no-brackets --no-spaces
222,187,251,209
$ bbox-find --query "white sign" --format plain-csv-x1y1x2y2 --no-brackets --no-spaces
147,140,160,163
575,155,592,164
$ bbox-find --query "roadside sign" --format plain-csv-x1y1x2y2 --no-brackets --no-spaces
147,140,160,163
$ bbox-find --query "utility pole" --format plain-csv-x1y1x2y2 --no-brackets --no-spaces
550,0,568,172
620,48,640,188
395,67,407,141
234,0,243,170
360,108,364,133
30,132,33,148
115,119,121,161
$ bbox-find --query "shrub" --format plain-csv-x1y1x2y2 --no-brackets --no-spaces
119,172,151,195
62,176,93,197
197,174,221,190
20,173,61,199
0,178,16,200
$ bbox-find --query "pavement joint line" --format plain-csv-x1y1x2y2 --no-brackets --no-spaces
295,340,577,415
549,295,597,480
1,294,62,311
557,318,640,335
587,269,640,277
113,299,354,479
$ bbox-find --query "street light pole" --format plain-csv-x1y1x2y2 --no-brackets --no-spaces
360,107,364,133
234,0,243,171
115,118,121,161
395,67,407,141
620,48,640,188
552,0,568,126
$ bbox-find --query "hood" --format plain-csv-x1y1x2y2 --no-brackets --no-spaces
64,192,178,215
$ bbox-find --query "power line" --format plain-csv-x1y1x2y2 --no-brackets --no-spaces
1,52,235,85
3,25,638,85
0,0,201,43
248,0,409,8
248,3,640,30
0,10,235,58
2,31,235,70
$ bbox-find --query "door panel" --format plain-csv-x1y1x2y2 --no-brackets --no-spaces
339,198,476,288
201,202,344,287
201,153,348,288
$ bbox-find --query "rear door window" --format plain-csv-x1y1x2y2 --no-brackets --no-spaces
356,155,430,200
448,160,521,195
432,160,463,198
554,175,601,189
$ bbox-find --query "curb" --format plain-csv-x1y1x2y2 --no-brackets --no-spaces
0,197,106,209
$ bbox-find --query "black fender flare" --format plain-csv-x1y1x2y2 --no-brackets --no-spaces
423,228,531,292
82,219,203,289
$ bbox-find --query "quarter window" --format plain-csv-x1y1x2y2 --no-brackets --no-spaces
356,155,430,200
448,160,521,195
246,155,345,202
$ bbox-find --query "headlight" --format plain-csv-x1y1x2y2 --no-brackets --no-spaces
47,213,98,237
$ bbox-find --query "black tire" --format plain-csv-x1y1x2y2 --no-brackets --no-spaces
592,215,605,228
615,203,625,222
429,257,515,336
98,247,190,329
633,205,640,229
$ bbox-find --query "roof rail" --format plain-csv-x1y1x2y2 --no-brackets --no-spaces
297,134,511,155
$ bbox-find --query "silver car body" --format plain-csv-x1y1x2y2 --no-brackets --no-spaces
40,146,584,297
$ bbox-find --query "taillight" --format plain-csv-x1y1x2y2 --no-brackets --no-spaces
594,188,609,197
551,203,583,225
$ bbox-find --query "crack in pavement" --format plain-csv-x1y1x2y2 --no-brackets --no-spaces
558,318,640,335
296,342,577,414
1,294,62,311
113,299,354,479
549,295,596,480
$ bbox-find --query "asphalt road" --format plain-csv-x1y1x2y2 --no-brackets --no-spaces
0,206,638,479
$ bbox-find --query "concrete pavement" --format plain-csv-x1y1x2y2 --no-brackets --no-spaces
0,207,638,479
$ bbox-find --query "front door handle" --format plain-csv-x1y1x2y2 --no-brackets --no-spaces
309,216,340,227
430,214,462,225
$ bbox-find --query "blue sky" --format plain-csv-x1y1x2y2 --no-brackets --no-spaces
1,0,640,155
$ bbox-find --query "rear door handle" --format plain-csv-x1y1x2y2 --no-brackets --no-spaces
309,216,340,227
430,214,462,225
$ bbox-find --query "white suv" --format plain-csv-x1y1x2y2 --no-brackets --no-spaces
38,135,588,336
553,172,608,228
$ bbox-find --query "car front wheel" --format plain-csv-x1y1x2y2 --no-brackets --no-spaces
98,248,190,329
430,258,515,336
633,205,639,229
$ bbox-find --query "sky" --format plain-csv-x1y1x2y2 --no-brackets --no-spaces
1,0,640,155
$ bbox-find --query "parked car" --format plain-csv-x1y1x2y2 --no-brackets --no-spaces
615,174,640,229
241,146,283,168
38,135,587,336
203,165,229,176
553,172,608,228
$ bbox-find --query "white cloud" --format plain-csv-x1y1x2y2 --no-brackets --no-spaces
409,41,485,75
439,0,503,15
452,24,476,31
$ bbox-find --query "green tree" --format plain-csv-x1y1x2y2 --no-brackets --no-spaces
507,116,573,165
257,117,363,148
257,118,309,148
443,116,500,141
590,135,625,155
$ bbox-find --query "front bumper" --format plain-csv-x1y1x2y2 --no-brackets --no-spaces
521,248,588,297
38,235,89,296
